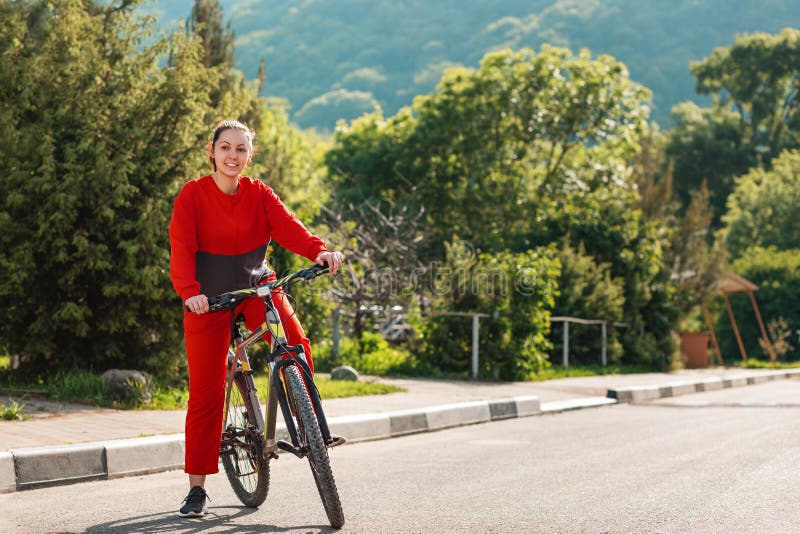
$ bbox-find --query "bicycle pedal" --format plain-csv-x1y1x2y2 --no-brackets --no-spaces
276,439,305,456
326,435,347,448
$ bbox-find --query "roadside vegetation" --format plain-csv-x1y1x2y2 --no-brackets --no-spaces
0,361,405,411
0,1,797,400
0,398,27,421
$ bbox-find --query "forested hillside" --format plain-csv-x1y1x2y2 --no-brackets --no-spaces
145,0,800,130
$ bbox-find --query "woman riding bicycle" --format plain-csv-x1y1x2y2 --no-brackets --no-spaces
169,119,343,517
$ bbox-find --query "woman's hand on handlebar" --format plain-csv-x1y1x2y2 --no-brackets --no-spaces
315,250,344,275
185,294,209,314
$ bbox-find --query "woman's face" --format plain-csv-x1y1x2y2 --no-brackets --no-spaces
209,128,252,179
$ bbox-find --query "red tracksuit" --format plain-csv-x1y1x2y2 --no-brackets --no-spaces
169,175,328,475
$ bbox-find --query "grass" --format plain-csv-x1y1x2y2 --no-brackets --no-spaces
120,374,404,410
1,398,27,421
737,358,800,369
527,364,657,382
252,375,405,399
308,376,405,398
0,367,404,412
49,371,109,405
148,385,189,410
144,375,404,410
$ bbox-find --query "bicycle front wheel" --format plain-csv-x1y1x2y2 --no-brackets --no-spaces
285,364,345,528
221,370,270,507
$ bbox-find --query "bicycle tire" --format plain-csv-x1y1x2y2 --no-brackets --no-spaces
220,370,270,507
285,364,345,528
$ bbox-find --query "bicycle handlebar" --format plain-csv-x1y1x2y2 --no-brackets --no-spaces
186,263,330,313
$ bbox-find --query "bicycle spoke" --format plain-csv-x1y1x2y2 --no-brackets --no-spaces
221,372,270,507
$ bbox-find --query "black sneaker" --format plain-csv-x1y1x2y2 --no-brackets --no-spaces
178,486,209,517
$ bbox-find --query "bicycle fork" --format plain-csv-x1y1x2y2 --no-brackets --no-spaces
262,307,336,457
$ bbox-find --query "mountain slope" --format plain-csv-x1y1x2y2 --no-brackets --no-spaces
146,0,800,130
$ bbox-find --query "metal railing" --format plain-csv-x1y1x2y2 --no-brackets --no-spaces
331,306,628,378
550,316,628,370
427,311,493,379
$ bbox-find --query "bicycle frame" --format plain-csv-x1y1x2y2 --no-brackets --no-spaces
221,285,334,460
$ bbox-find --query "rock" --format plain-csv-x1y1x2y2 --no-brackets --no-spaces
101,369,152,405
330,365,360,381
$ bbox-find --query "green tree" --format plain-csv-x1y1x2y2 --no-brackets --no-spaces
666,103,756,221
186,0,258,121
722,150,800,259
692,28,800,156
634,131,726,324
0,0,214,379
668,28,800,222
327,45,677,369
328,46,651,253
665,183,726,318
187,0,235,69
533,163,677,367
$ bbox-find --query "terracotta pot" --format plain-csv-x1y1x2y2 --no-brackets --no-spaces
680,331,709,368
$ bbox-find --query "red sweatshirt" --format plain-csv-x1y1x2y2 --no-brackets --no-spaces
169,175,328,301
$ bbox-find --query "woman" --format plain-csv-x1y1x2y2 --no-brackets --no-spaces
169,119,343,517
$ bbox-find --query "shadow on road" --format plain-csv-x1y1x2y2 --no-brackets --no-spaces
82,506,336,533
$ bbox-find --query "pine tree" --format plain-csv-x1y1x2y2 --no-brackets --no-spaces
187,0,235,70
257,58,267,96
0,0,216,378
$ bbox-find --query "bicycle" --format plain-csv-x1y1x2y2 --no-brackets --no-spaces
194,263,345,528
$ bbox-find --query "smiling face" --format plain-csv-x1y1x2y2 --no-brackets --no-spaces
209,128,253,180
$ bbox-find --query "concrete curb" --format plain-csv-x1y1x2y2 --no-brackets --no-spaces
541,397,617,413
327,395,543,442
3,369,796,492
1,395,544,492
1,451,15,493
11,442,106,490
104,435,185,479
607,369,800,403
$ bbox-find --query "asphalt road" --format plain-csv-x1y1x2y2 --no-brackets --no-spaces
1,379,798,533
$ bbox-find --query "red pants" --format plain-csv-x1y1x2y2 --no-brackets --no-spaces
183,291,313,475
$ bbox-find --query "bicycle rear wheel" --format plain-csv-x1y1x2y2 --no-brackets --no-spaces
221,370,270,507
285,364,345,528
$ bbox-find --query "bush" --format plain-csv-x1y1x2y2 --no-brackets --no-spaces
418,241,560,381
315,332,428,376
550,243,625,366
714,247,800,363
1,399,27,421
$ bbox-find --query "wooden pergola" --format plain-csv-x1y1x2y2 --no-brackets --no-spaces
702,272,775,364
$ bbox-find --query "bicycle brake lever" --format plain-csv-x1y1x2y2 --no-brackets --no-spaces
207,294,226,311
300,264,329,280
208,293,242,311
